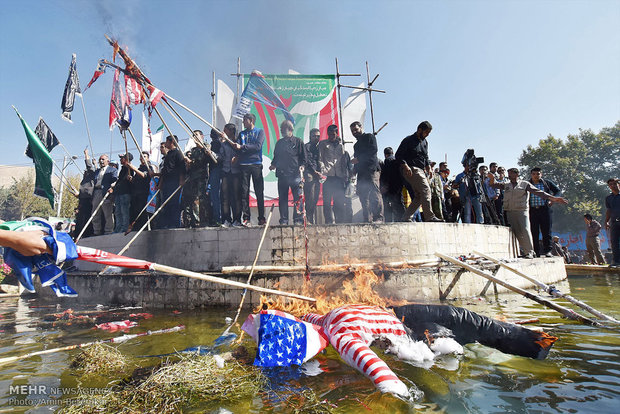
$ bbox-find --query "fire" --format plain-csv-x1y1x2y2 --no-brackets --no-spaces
256,267,406,318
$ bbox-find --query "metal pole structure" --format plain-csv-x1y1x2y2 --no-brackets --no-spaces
78,93,95,157
56,155,67,216
211,71,216,126
366,61,377,135
231,57,242,131
334,58,364,143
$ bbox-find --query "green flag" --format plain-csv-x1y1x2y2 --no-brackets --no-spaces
13,107,55,208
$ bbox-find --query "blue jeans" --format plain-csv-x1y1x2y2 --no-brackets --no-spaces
462,195,484,224
114,193,131,233
209,167,222,224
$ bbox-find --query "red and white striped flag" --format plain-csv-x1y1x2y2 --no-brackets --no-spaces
76,246,153,270
304,305,427,397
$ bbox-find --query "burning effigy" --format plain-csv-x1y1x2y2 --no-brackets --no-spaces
241,268,558,398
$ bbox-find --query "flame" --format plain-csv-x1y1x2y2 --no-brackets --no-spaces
256,266,406,318
534,331,559,350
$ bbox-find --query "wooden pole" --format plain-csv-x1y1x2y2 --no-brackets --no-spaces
366,61,376,135
77,93,95,157
0,325,185,366
221,259,440,274
75,189,111,242
473,250,620,323
225,204,276,334
150,262,316,303
435,252,601,326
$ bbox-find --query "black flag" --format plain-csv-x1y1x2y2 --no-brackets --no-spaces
61,53,81,122
26,117,60,159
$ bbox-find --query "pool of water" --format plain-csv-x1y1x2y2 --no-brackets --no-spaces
1,273,619,413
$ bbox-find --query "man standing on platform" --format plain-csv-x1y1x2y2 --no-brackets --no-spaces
182,130,215,228
319,125,348,224
304,128,322,224
219,124,242,227
351,121,383,223
91,154,117,236
380,147,404,222
488,168,567,259
112,152,135,233
128,151,155,231
158,135,185,229
528,167,562,257
270,120,306,225
605,178,620,267
395,121,441,222
235,113,266,227
75,148,96,238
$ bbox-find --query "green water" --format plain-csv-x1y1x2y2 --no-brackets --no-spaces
0,273,619,413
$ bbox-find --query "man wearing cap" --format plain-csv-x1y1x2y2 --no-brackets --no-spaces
112,152,135,233
605,178,620,267
488,168,568,259
91,154,117,236
395,121,441,222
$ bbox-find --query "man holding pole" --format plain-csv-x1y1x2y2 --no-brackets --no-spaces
181,130,213,228
269,120,306,225
91,154,117,236
488,168,568,259
113,152,135,234
319,125,348,224
158,135,185,229
74,149,96,238
528,167,562,257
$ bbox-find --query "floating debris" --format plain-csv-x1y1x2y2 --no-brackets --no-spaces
60,354,267,413
71,343,133,378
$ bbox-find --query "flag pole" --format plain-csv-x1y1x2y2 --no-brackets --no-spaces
124,188,160,235
75,189,112,242
78,94,95,157
211,71,216,125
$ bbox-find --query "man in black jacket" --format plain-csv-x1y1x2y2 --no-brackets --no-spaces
304,128,322,224
75,148,96,238
270,120,306,225
380,147,404,222
351,121,383,223
91,153,118,235
528,167,562,257
395,121,441,222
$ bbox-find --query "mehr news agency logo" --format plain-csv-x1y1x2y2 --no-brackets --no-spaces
7,384,111,406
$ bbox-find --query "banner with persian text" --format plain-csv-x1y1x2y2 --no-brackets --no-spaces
243,74,339,206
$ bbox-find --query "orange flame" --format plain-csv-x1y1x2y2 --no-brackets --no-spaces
256,267,406,317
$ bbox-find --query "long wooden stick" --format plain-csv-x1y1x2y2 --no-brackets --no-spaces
473,250,620,323
0,325,185,366
435,252,601,326
220,259,440,274
149,262,315,302
225,205,275,334
75,189,111,242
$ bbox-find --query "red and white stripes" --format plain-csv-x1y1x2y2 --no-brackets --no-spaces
303,305,412,397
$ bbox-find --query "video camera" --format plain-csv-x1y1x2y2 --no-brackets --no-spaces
461,149,484,171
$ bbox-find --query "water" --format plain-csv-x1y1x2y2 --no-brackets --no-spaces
0,273,618,413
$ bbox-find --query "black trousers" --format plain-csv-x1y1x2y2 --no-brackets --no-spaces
75,197,93,238
241,164,265,222
610,220,620,265
221,172,242,223
383,191,404,223
277,175,303,224
529,205,552,255
304,179,320,224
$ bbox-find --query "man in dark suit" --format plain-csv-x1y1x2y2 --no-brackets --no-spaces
91,153,118,235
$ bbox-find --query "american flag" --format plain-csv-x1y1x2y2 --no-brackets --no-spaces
303,305,412,397
242,310,328,367
76,246,153,270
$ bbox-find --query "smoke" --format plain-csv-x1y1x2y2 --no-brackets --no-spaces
92,1,143,62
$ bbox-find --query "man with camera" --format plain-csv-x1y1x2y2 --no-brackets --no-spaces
395,121,441,222
488,168,567,259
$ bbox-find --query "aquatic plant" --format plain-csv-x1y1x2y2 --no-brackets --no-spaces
70,342,133,379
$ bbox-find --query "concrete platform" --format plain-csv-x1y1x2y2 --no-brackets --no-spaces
31,222,567,307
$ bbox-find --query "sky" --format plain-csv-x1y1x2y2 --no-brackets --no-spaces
1,0,618,178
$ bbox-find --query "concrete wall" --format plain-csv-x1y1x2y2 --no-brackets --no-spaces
76,222,518,272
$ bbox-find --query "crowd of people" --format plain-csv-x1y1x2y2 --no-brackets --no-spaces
69,116,619,266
